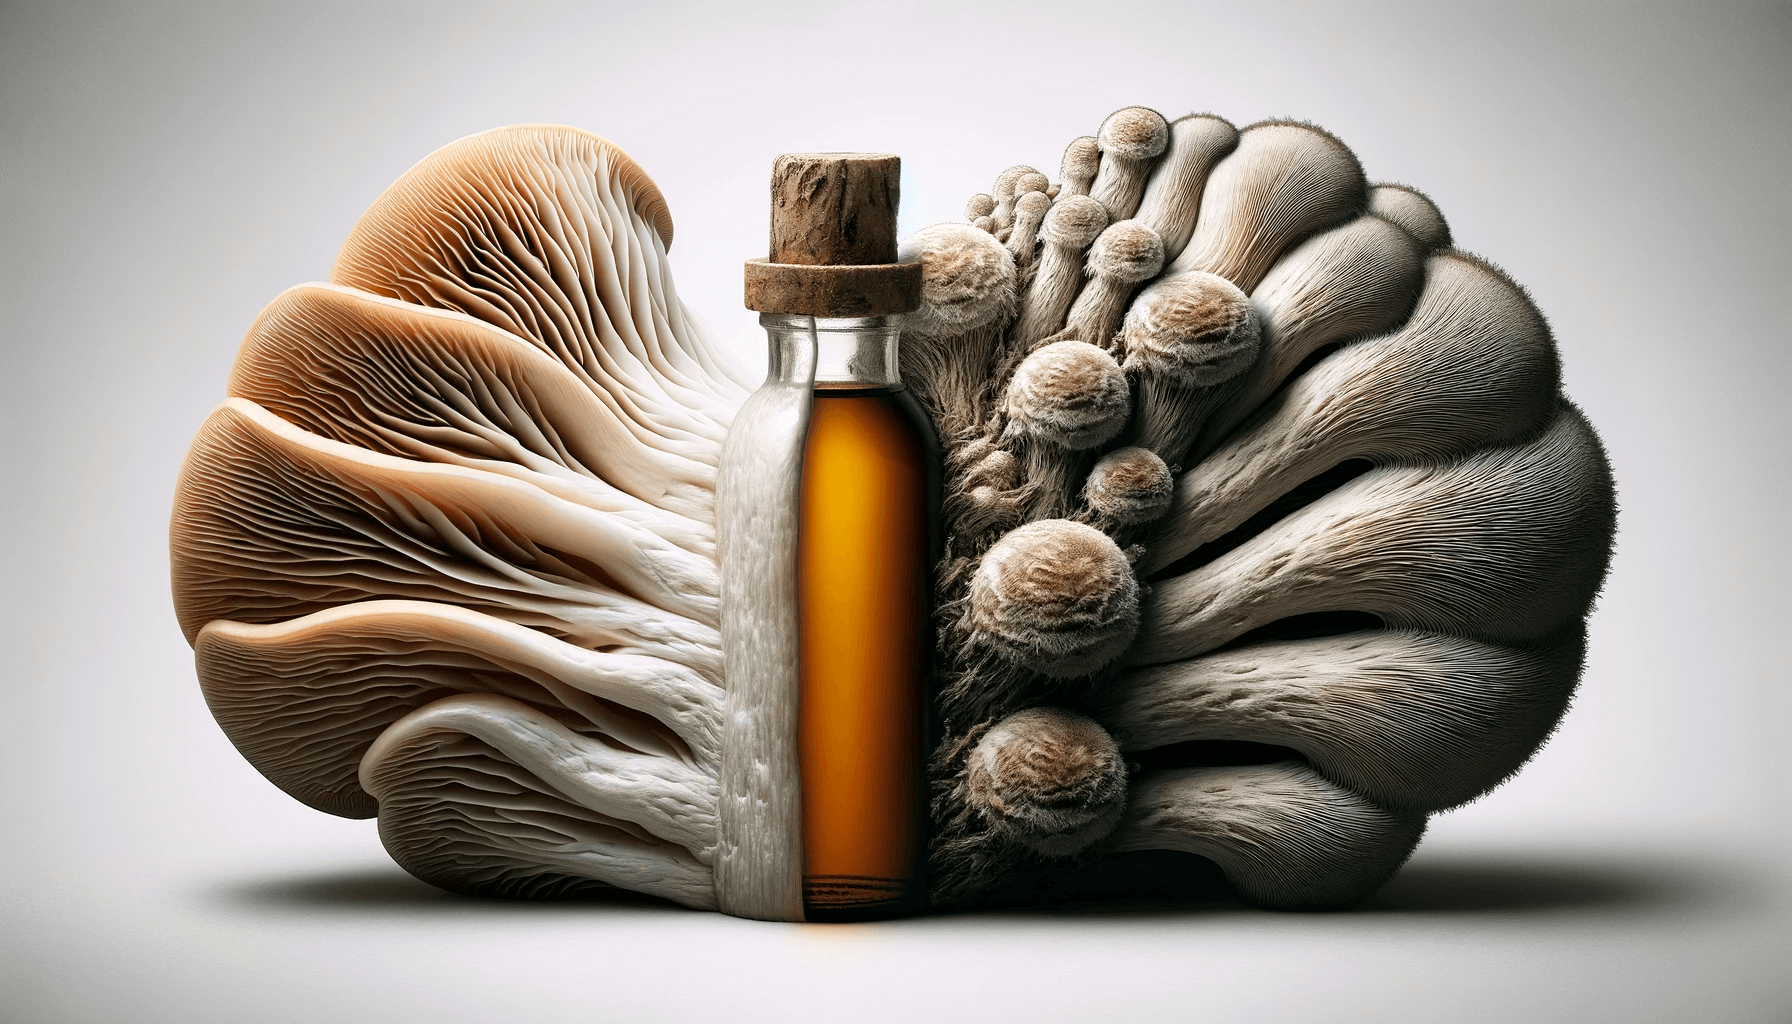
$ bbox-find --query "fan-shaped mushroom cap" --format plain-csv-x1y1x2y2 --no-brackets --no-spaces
197,600,719,818
1083,447,1174,527
332,124,748,427
1369,183,1451,251
1001,340,1131,451
898,222,1018,337
969,519,1140,677
1151,251,1561,571
1193,214,1427,455
1095,627,1583,814
965,707,1128,856
1169,121,1368,292
1134,114,1240,264
1135,404,1615,663
1111,761,1426,909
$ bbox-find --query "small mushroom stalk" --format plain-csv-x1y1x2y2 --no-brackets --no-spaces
1119,270,1261,470
1011,195,1108,347
1062,220,1165,352
998,339,1132,520
1057,135,1100,199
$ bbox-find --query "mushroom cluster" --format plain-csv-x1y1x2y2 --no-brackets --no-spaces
901,106,1613,908
172,110,1615,916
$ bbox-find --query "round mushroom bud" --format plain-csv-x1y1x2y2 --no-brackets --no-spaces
965,192,997,222
969,519,1140,677
899,222,1018,339
1121,270,1261,466
965,706,1128,857
1002,340,1131,452
1083,446,1173,527
1058,136,1101,198
1122,270,1259,386
1090,106,1171,223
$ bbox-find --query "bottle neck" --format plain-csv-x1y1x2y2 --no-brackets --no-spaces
761,314,903,387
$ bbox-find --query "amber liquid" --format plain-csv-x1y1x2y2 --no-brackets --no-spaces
798,383,939,921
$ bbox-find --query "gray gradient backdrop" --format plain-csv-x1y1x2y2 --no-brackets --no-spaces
3,2,1789,1021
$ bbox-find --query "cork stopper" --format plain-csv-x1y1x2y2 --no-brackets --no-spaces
745,152,922,317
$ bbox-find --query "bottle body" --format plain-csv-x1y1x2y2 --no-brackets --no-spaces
761,314,939,922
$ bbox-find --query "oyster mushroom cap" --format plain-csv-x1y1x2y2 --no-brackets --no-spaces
965,707,1128,857
969,519,1140,677
1039,194,1109,248
1084,219,1166,285
1001,340,1131,451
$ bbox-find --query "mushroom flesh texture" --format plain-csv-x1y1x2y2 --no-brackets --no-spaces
175,109,1616,916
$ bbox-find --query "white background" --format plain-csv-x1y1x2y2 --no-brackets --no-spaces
3,2,1788,1021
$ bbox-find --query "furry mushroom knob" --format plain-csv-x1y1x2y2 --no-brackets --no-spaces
1082,446,1173,533
1062,219,1165,353
966,192,997,223
1000,340,1132,518
1005,190,1052,265
969,519,1140,678
1058,136,1100,198
989,165,1038,235
1120,270,1261,468
1012,195,1109,346
1089,106,1171,223
897,223,1018,440
964,707,1129,857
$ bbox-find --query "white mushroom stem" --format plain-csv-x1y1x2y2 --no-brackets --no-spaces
362,693,717,909
1118,270,1261,469
1088,106,1170,223
1368,183,1451,252
1132,404,1615,665
1062,220,1164,350
1093,627,1583,814
1191,215,1427,458
998,340,1131,518
1147,252,1561,573
1133,114,1240,265
363,694,716,853
1005,190,1051,267
969,520,1139,678
1168,121,1368,292
897,223,1019,440
989,164,1036,234
1108,761,1427,909
964,707,1128,856
1057,135,1100,198
196,599,721,817
1012,195,1108,347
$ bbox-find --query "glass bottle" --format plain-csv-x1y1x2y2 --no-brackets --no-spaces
760,312,940,922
